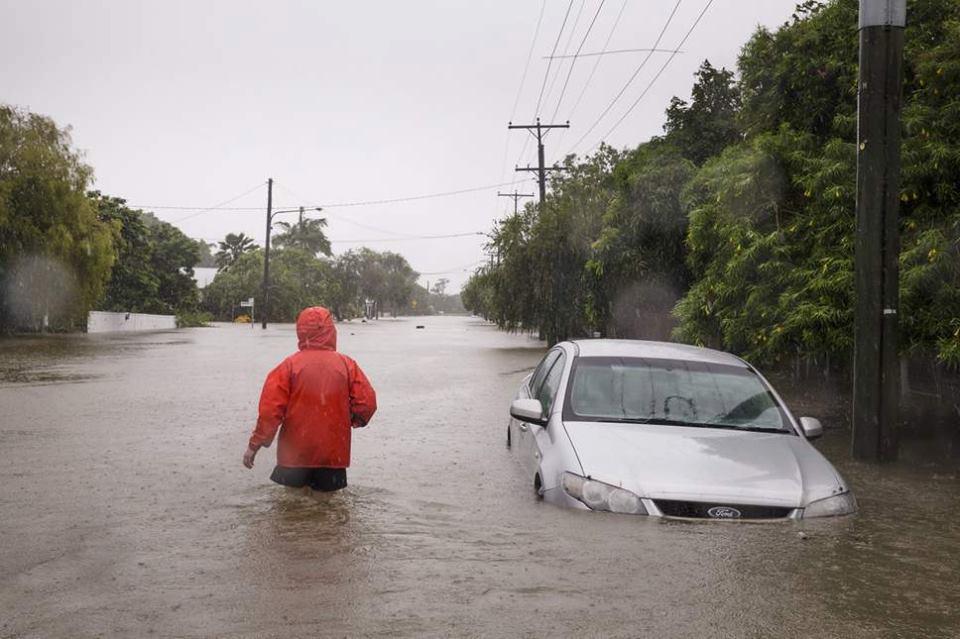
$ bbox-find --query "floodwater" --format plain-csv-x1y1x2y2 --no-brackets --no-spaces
1,316,958,638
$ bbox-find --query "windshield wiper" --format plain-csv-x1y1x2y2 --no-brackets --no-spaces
593,417,705,428
701,422,787,433
592,417,786,432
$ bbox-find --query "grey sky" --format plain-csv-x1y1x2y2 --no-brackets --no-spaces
1,0,801,291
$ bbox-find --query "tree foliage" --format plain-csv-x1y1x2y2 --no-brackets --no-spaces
0,106,115,331
464,0,960,368
94,193,201,315
215,232,259,272
202,244,419,323
273,217,331,257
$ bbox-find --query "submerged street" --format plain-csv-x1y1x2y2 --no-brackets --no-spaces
1,316,959,638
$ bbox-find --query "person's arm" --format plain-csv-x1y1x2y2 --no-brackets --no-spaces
244,359,292,468
346,357,377,428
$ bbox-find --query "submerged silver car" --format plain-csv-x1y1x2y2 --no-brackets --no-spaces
507,340,856,520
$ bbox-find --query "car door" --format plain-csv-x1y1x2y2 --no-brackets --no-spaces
522,351,566,479
514,349,561,472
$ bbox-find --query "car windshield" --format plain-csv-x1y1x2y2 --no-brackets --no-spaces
564,356,790,432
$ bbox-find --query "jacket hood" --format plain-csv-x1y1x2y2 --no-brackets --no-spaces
296,307,337,351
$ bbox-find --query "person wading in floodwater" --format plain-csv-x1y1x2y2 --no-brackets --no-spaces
242,306,377,491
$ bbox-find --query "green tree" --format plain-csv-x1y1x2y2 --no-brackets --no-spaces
215,233,259,272
202,250,264,320
663,60,741,165
94,193,201,315
587,141,696,338
331,248,418,319
273,217,332,257
93,192,160,313
0,106,115,331
195,240,217,268
674,0,960,367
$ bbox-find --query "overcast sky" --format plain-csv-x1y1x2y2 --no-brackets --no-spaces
1,0,802,291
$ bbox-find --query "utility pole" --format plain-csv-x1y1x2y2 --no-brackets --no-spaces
509,118,570,344
261,178,273,330
852,0,905,461
298,206,304,226
509,118,569,207
498,190,535,215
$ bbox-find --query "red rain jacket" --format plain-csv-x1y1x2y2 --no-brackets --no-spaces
248,307,377,468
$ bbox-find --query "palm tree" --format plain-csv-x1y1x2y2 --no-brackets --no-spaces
273,218,332,257
215,233,259,272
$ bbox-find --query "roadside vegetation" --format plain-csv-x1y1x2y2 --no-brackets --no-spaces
0,107,443,330
462,0,960,369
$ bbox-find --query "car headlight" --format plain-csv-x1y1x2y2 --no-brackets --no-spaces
561,472,647,515
802,492,857,518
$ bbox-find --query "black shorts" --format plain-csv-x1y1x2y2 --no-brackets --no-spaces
270,466,347,492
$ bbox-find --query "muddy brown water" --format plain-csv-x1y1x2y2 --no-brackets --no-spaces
1,316,958,638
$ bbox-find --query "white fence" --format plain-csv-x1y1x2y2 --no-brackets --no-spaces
87,311,177,333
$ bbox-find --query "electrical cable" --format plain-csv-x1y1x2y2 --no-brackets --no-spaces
550,0,606,123
330,231,485,244
416,259,487,276
593,0,714,148
533,0,575,118
564,0,628,134
510,0,547,125
540,0,587,119
168,182,265,223
132,180,521,212
547,47,682,60
513,0,576,169
500,0,548,184
566,0,683,154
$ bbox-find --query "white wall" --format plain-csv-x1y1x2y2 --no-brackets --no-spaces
87,311,177,333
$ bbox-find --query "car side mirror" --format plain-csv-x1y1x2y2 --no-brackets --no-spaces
510,398,546,426
799,416,823,440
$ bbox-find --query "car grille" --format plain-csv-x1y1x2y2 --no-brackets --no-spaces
654,500,792,520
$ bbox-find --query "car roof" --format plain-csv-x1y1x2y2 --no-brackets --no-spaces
567,339,748,368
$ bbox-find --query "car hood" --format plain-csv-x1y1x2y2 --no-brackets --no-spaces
564,421,845,507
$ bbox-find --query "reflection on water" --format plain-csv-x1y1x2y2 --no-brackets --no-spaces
0,317,958,638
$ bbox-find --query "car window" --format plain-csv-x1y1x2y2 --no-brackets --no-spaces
528,349,561,397
564,356,788,431
536,353,566,415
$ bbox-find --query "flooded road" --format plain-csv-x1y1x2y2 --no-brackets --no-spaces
1,316,958,638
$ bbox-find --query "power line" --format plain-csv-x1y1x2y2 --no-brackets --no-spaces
515,0,576,170
326,212,421,239
330,231,485,244
545,47,683,59
274,182,476,242
416,260,486,276
132,180,521,212
534,0,575,117
501,0,548,185
566,0,683,154
550,0,607,123
594,0,714,148
541,0,587,120
565,0,628,128
510,0,547,124
168,182,265,223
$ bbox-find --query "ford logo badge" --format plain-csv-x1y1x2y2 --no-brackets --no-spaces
707,506,742,519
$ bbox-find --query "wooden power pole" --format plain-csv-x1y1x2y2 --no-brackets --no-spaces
498,190,535,215
260,178,273,330
509,118,569,207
